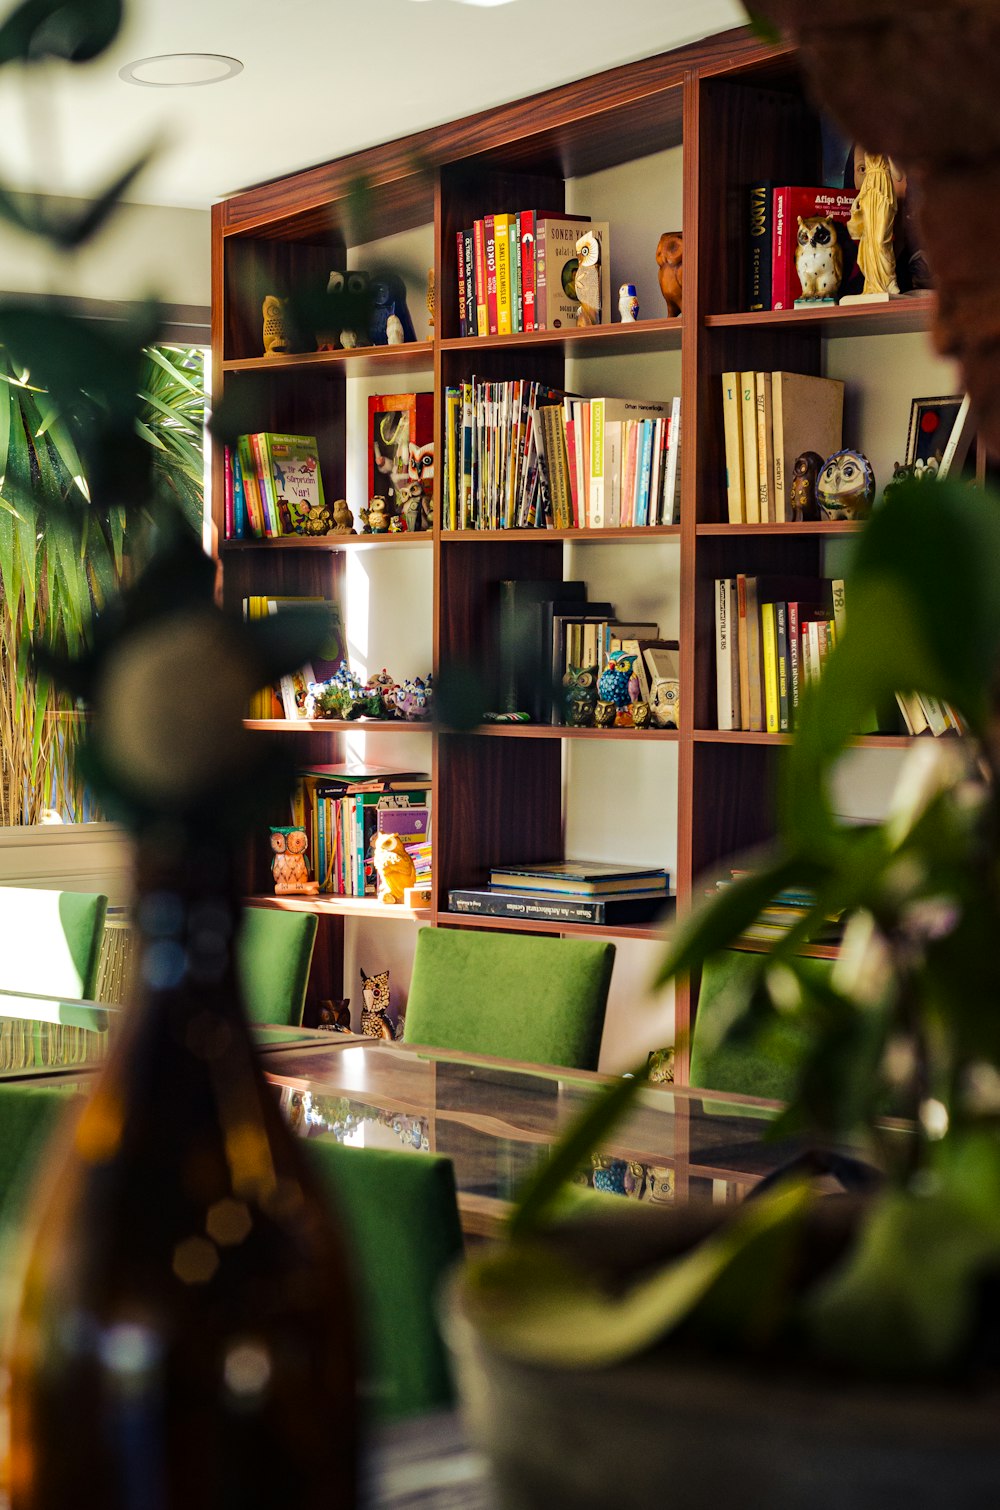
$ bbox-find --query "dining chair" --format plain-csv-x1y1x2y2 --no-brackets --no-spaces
236,905,319,1027
0,886,108,1000
0,1083,78,1232
304,1137,464,1421
689,948,829,1101
403,927,615,1071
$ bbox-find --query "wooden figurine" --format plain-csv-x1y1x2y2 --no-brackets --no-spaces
618,283,639,322
794,215,843,303
790,451,825,520
655,231,683,317
816,448,876,521
574,231,602,326
262,294,291,356
331,499,355,534
270,826,319,895
426,268,435,329
360,967,394,1039
372,833,416,904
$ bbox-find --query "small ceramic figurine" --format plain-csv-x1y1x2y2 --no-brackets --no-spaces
655,231,683,317
360,495,392,533
372,833,416,904
299,501,334,536
562,666,598,727
574,231,602,326
318,999,352,1033
789,451,825,521
816,448,876,521
393,677,431,721
262,294,291,355
360,967,394,1038
846,147,900,298
270,826,319,895
794,215,843,302
594,700,617,729
597,665,630,708
397,479,424,533
386,313,404,345
307,667,364,720
631,700,652,729
650,681,679,728
331,498,355,534
618,283,639,322
369,273,416,345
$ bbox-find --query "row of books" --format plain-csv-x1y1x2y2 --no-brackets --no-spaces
243,595,345,720
456,213,610,337
442,380,680,531
715,574,846,734
746,183,861,312
224,433,325,540
449,860,671,926
722,371,843,524
289,768,430,897
713,870,845,945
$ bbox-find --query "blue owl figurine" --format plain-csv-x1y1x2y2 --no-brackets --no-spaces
597,666,630,708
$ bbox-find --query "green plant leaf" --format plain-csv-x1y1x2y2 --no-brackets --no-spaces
0,0,123,65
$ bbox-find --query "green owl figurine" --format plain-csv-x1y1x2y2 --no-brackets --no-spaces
563,665,597,726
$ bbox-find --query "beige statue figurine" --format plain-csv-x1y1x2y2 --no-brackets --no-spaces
262,294,291,355
846,148,901,298
331,499,355,534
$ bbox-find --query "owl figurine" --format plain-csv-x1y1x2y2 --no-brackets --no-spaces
594,700,617,729
562,665,597,727
794,215,843,303
618,283,639,322
655,231,683,317
262,294,291,356
574,231,602,326
816,448,876,521
270,826,319,895
790,451,824,521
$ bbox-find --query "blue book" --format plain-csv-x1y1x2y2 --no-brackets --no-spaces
636,420,655,526
232,449,247,538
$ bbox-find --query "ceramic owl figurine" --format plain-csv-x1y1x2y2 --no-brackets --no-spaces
262,294,291,356
816,448,876,521
655,231,683,317
597,666,630,708
562,665,597,726
618,283,639,322
574,231,602,326
372,833,416,904
790,451,824,521
270,826,319,895
794,215,844,302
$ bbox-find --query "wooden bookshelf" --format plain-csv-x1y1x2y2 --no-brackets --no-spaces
212,24,934,1076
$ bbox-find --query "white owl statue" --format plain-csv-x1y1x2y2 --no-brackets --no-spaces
618,282,639,322
575,230,602,326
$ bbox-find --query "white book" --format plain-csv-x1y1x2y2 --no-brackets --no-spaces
721,372,744,523
662,396,682,525
937,393,973,480
755,372,774,522
715,577,737,730
606,420,623,527
740,371,760,524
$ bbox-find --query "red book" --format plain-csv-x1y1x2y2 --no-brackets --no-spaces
518,210,537,332
472,220,487,336
771,186,858,310
565,415,580,527
484,214,498,336
223,444,234,540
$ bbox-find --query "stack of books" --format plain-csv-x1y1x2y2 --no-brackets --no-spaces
225,433,325,539
712,871,845,946
442,381,680,531
721,371,843,524
448,861,671,926
288,766,430,899
745,183,862,312
456,213,610,336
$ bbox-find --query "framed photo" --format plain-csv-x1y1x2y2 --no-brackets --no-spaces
367,392,434,528
905,395,969,474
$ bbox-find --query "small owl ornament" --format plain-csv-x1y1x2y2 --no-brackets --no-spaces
574,231,602,326
816,448,876,521
655,231,683,317
562,665,597,727
790,451,824,521
794,215,843,303
618,283,639,322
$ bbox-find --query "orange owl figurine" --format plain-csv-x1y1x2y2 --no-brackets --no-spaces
655,231,683,317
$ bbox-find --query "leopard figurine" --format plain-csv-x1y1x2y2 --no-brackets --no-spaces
360,966,394,1040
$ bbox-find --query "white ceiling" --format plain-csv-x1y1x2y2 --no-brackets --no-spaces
0,0,747,210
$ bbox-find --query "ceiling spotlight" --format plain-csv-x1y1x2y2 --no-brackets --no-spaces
119,54,244,88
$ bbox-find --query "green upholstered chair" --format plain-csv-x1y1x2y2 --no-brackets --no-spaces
403,927,615,1071
0,1083,79,1233
690,948,832,1103
0,886,108,1001
304,1138,464,1422
235,906,319,1027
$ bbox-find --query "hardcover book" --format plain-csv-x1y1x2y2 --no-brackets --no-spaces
771,186,859,310
770,373,844,521
489,860,669,895
746,178,774,311
535,217,609,330
262,434,326,535
448,889,671,925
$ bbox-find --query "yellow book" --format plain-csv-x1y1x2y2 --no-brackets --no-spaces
740,371,760,524
755,372,775,523
494,213,512,336
721,372,744,523
761,600,780,734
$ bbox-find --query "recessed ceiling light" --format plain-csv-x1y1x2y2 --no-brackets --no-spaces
119,54,243,88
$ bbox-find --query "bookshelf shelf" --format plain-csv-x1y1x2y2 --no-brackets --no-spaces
434,909,673,944
213,21,929,1078
222,342,435,376
439,318,684,358
705,295,935,338
223,534,432,552
248,894,431,921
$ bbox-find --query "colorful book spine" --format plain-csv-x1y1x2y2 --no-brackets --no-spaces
509,216,522,332
456,229,468,336
761,600,780,734
237,435,265,538
473,220,488,336
484,214,498,336
746,179,773,312
223,445,234,539
494,213,512,335
775,601,790,732
231,447,247,538
519,211,537,332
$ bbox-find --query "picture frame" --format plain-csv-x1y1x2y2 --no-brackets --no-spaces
905,395,968,473
367,392,434,530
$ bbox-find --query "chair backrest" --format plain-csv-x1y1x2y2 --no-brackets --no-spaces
236,906,319,1027
0,887,108,1000
690,949,831,1101
0,1083,79,1233
304,1137,464,1421
403,927,615,1071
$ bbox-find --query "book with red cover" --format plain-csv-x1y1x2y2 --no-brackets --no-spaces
472,220,488,336
771,186,859,310
518,210,537,332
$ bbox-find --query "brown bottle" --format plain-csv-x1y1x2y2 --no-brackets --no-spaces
9,832,359,1509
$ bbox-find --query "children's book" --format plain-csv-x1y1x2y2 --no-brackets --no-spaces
260,434,325,535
